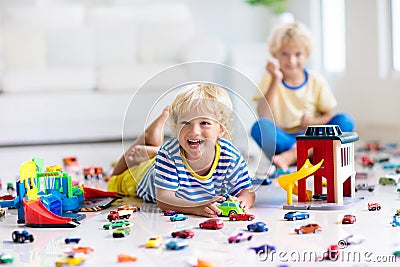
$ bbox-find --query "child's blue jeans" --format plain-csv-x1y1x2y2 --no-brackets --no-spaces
250,113,355,160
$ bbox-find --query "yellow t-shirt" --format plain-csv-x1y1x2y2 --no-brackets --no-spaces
253,70,337,133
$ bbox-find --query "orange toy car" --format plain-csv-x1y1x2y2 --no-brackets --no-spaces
295,223,322,234
117,254,137,262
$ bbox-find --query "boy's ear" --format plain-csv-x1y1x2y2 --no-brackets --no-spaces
218,125,226,138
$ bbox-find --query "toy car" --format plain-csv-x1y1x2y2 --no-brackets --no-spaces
199,218,224,230
392,214,400,227
361,155,375,167
247,221,268,232
64,237,81,244
228,232,253,243
249,244,276,254
103,220,130,230
170,213,189,222
355,183,375,192
295,223,322,234
368,202,381,211
312,194,327,201
165,240,189,250
171,229,194,239
324,245,340,260
229,213,255,221
83,166,104,180
55,255,85,267
12,230,34,243
284,211,309,221
217,200,244,216
117,205,140,212
112,227,131,238
342,234,365,245
65,246,94,255
379,175,398,185
342,214,356,224
0,253,13,263
163,210,178,216
117,254,137,262
145,236,162,248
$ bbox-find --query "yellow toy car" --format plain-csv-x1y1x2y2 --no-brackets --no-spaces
145,236,162,248
55,255,85,267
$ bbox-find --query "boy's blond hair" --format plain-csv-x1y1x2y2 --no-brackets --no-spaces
169,83,233,139
268,22,312,58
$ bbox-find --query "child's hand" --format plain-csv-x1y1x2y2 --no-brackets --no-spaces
266,59,283,81
197,196,225,218
300,113,314,130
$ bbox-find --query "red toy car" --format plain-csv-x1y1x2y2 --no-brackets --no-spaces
361,155,375,168
229,213,255,221
171,229,194,239
199,218,224,230
368,203,381,211
342,214,356,224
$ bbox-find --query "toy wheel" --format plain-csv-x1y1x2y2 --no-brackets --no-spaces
248,217,254,221
355,188,358,192
172,233,176,238
12,232,17,242
232,217,237,221
368,188,374,192
304,215,309,219
29,236,34,242
377,206,381,211
199,225,203,229
248,236,253,241
292,217,297,221
18,236,25,243
298,230,303,235
314,229,321,234
98,174,103,180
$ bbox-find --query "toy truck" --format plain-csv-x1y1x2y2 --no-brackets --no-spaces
368,203,381,211
12,230,34,243
107,209,132,221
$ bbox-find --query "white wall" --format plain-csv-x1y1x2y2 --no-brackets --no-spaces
1,0,399,146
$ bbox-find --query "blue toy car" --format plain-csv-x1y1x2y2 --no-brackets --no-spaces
64,237,81,244
170,213,188,222
247,221,268,232
165,240,188,250
12,230,34,243
284,211,309,221
249,244,276,254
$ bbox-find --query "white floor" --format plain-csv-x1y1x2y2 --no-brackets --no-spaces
1,142,400,266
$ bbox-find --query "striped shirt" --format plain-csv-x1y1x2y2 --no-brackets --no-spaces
136,137,252,203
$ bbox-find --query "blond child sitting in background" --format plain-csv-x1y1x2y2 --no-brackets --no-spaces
251,22,354,170
109,83,255,217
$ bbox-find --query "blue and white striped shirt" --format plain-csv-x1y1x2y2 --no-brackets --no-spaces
136,138,252,203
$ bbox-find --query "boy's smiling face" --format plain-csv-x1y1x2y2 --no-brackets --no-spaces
176,109,225,161
276,39,308,78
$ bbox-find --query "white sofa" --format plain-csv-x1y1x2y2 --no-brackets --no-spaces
0,3,227,144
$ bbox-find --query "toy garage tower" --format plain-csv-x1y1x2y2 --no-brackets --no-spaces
296,125,359,204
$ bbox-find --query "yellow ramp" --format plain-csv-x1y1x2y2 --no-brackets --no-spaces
20,161,39,200
277,159,324,204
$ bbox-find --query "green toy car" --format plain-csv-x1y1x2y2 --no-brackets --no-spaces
0,253,13,263
112,227,131,238
103,220,130,230
378,176,398,185
217,201,244,216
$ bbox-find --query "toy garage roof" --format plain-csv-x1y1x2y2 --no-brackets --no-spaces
296,125,359,144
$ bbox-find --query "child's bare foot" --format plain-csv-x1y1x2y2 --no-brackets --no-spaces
272,146,297,170
143,106,170,146
125,145,159,168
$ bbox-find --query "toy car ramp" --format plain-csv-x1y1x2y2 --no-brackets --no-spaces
23,199,79,228
277,159,324,204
